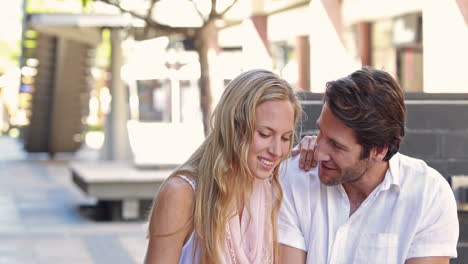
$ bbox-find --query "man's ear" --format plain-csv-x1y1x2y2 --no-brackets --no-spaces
371,146,389,162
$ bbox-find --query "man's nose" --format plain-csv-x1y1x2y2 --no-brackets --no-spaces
314,139,330,162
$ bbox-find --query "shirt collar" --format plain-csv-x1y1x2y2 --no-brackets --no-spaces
380,153,401,191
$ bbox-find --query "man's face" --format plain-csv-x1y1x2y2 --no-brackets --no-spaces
315,104,371,186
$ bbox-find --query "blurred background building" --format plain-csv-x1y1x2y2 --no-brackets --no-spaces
0,0,465,161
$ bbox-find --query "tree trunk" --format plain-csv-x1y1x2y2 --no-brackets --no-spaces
195,24,216,136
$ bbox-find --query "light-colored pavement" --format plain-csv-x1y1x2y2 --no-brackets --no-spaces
0,136,148,264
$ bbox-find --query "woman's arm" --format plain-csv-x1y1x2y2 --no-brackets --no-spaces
145,176,195,264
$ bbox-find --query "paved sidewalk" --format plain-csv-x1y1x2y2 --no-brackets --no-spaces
0,136,148,264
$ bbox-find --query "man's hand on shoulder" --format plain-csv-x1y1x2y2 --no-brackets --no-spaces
291,135,317,171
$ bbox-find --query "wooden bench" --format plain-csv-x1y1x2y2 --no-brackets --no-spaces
71,161,174,220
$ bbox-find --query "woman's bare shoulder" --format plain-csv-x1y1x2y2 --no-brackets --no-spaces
149,176,195,235
145,176,196,262
163,175,195,193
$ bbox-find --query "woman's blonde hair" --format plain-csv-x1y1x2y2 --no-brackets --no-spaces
149,69,302,263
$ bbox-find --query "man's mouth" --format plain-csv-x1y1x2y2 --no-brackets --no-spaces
320,162,337,171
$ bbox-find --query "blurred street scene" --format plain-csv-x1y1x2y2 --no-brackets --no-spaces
0,0,467,263
0,136,147,263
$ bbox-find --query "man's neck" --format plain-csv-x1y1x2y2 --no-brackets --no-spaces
343,161,389,215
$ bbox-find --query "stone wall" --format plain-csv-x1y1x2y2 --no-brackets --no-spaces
297,92,468,180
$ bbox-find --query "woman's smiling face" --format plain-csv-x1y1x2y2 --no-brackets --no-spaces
247,99,295,180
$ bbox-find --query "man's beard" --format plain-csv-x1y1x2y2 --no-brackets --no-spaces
320,158,371,186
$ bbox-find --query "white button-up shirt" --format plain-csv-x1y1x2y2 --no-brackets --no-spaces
278,153,459,264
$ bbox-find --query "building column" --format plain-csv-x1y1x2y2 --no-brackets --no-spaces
296,35,310,91
357,22,372,66
100,28,132,161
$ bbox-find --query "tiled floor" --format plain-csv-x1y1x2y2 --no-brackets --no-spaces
0,136,147,264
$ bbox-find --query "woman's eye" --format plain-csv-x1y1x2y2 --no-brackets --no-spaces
259,132,269,137
281,136,291,142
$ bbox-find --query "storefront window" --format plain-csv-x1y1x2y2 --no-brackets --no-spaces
371,13,423,92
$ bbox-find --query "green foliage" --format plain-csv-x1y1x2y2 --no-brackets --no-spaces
0,41,20,67
24,39,37,49
27,0,89,13
24,30,39,40
82,0,92,8
96,28,111,67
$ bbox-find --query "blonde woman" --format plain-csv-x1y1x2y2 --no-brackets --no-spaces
144,69,302,264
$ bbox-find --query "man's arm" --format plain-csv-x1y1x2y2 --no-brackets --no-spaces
405,256,449,264
279,244,306,264
405,169,458,262
277,159,309,262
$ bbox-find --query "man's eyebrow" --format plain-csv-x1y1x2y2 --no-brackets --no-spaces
315,122,349,150
329,138,348,150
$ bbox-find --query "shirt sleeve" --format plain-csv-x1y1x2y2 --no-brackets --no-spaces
406,173,459,259
278,160,307,251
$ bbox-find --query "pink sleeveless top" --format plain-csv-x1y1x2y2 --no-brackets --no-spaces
178,175,274,264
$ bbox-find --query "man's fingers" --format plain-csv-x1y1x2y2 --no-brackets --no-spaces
311,159,318,168
303,136,313,171
299,145,307,169
304,136,317,171
291,146,300,157
304,150,314,171
299,136,313,169
311,135,318,168
297,135,318,170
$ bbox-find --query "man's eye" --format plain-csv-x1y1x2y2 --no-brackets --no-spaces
331,141,343,150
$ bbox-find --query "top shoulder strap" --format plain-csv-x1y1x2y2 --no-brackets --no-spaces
177,175,196,191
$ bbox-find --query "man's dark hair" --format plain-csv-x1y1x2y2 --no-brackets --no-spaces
324,66,406,161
